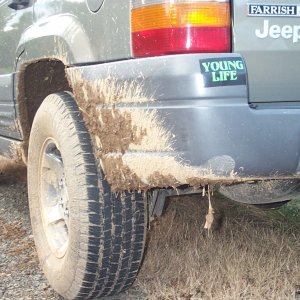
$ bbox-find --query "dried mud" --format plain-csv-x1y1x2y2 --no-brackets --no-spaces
15,60,300,191
68,70,229,191
67,70,300,191
17,59,70,160
0,157,27,184
67,70,183,190
100,154,143,191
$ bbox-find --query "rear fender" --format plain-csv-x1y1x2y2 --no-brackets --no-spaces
16,14,95,68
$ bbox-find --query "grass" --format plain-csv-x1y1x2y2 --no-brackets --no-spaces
1,156,300,299
0,157,27,183
136,193,300,299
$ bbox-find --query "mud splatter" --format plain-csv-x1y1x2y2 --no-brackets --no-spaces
68,71,151,105
67,70,181,190
9,143,26,163
67,70,237,191
122,154,237,189
67,69,300,191
100,154,143,191
17,59,71,161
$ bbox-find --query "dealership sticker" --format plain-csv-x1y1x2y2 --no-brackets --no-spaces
248,4,300,17
199,58,246,88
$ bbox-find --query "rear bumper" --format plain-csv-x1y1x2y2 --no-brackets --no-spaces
67,53,300,189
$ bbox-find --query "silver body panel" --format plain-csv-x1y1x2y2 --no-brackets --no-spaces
0,0,300,199
233,0,300,103
0,0,32,138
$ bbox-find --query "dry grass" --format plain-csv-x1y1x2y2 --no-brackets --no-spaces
1,156,300,299
0,156,27,183
136,194,300,300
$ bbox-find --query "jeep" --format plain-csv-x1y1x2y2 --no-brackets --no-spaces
1,0,300,299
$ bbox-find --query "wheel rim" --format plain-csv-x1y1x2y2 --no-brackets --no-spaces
40,138,69,258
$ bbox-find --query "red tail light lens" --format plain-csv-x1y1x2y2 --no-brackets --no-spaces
131,1,231,58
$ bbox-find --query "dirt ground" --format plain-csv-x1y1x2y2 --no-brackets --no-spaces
1,159,300,299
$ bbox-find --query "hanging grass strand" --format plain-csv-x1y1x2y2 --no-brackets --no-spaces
204,185,214,236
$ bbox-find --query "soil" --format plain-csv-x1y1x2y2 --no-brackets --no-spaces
17,60,71,160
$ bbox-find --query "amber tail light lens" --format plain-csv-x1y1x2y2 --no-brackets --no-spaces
131,1,231,58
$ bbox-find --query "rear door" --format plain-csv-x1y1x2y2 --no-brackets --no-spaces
0,0,32,138
233,0,300,103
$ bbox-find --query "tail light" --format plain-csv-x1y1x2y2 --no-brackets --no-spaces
131,0,231,58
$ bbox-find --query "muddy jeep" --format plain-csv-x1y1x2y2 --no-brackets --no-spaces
1,0,300,299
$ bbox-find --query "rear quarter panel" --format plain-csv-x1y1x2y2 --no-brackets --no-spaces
18,0,131,67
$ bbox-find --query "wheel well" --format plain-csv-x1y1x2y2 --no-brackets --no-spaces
17,59,71,160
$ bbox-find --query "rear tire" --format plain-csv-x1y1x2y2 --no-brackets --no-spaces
28,92,146,299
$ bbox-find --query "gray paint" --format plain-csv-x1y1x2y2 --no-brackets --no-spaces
233,0,300,103
0,1,32,74
20,0,132,64
86,0,105,12
0,135,22,157
0,0,300,192
73,53,300,177
0,1,32,138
